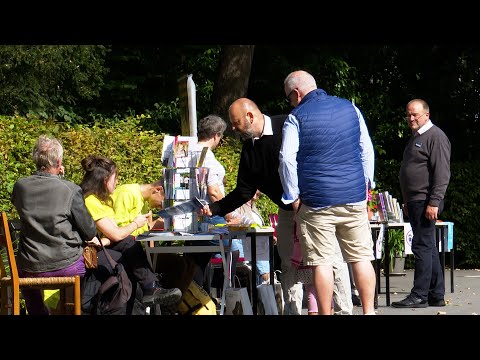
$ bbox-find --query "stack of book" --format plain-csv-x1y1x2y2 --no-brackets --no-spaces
375,191,404,223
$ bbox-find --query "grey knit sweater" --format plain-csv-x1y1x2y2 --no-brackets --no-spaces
399,124,451,207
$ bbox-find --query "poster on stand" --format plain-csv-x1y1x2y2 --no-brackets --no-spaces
161,135,198,168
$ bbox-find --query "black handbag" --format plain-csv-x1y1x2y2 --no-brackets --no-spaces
95,242,133,315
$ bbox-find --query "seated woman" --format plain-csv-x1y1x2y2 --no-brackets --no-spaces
79,154,181,306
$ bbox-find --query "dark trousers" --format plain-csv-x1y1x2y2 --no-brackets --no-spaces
407,200,445,301
98,235,157,291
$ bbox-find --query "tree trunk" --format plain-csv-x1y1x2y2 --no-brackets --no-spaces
211,45,255,137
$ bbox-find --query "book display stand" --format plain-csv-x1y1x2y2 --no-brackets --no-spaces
160,135,209,233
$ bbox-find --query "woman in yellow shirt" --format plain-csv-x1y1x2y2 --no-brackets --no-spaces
80,155,181,307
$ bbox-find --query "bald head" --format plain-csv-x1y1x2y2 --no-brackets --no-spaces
228,98,265,140
284,70,317,102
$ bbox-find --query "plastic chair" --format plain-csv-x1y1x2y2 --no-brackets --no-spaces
0,212,81,315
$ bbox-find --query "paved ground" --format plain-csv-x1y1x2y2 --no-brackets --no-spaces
349,268,480,315
213,267,480,315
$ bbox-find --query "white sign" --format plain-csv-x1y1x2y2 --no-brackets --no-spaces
375,224,385,260
404,223,413,255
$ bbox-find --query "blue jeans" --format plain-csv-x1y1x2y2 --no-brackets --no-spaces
256,260,270,284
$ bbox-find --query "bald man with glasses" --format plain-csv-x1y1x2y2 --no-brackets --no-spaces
393,98,451,309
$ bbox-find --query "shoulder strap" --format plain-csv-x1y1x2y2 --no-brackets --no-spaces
100,241,118,271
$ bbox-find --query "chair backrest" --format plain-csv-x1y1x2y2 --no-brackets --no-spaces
0,212,19,281
0,219,7,279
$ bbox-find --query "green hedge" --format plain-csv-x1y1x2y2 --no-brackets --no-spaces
0,114,165,218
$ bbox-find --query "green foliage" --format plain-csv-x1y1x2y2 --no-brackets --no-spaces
171,46,221,118
97,46,221,134
375,159,402,201
255,196,279,226
0,45,109,122
0,115,59,216
381,229,405,272
440,161,480,268
0,115,165,219
143,100,181,134
61,114,165,187
213,136,242,194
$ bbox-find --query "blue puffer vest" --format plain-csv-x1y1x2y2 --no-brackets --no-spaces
292,89,365,208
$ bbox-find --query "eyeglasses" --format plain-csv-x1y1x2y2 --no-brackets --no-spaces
285,89,296,104
405,113,426,121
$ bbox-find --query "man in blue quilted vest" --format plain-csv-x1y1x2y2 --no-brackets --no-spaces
279,70,377,315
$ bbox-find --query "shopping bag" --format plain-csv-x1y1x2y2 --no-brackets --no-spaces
296,266,313,284
177,280,217,315
225,287,253,315
256,284,278,315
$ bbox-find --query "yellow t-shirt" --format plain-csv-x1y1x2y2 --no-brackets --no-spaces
112,184,149,236
84,194,116,237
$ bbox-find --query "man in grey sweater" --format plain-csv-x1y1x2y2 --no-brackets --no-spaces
392,99,451,308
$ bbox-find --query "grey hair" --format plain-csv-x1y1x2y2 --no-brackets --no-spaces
197,114,227,141
284,70,317,94
32,135,63,171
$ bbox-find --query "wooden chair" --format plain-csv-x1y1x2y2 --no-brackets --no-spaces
0,212,81,315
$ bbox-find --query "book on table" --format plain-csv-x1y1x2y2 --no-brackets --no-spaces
376,192,389,222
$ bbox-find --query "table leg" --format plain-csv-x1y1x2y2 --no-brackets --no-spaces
251,233,257,315
451,247,455,293
372,227,382,295
439,226,446,281
384,227,390,306
439,224,455,293
145,242,157,270
219,240,227,315
269,234,274,286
